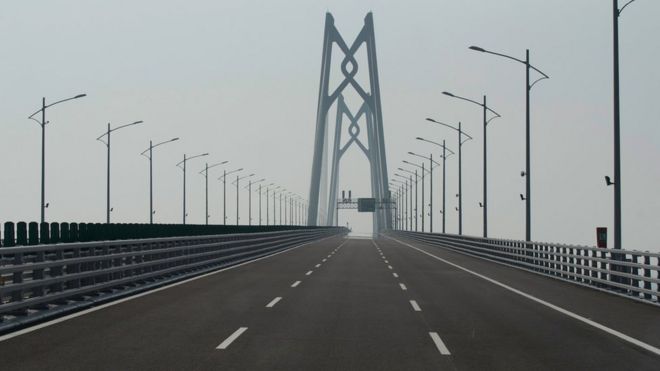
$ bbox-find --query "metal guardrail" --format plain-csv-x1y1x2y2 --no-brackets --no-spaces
389,230,660,306
0,228,347,332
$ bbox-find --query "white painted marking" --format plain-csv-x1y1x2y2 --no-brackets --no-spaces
327,255,332,258
322,259,327,262
386,235,660,357
291,280,301,288
266,297,282,308
216,327,248,349
315,264,321,268
0,235,342,343
306,270,313,276
429,332,451,355
409,300,422,312
388,265,393,269
393,273,399,278
399,283,407,291
384,260,389,264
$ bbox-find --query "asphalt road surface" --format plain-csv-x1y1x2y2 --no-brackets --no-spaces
0,234,658,370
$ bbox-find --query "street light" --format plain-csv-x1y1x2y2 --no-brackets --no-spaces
218,168,243,225
397,168,420,231
264,182,275,225
27,93,86,223
244,178,265,225
233,173,255,225
96,120,144,223
416,138,454,234
408,152,442,233
140,137,179,223
426,118,472,235
199,161,229,225
443,91,501,237
468,45,548,241
392,176,409,230
176,152,209,224
403,160,432,232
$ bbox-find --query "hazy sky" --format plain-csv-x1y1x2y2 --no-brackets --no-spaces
1,1,658,252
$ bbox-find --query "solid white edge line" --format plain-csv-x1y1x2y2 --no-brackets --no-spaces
409,300,422,312
216,327,248,349
0,235,345,343
291,280,301,288
399,283,407,291
429,332,451,355
386,235,660,357
266,297,282,308
306,271,313,275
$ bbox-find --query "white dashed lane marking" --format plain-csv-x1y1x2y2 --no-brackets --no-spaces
216,327,248,350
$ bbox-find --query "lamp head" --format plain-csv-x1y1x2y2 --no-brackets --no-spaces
74,94,87,99
469,46,486,52
442,91,454,97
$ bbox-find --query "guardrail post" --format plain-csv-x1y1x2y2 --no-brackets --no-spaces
643,255,652,300
16,222,27,246
29,222,39,245
50,222,60,244
70,222,79,242
39,222,50,244
3,222,15,247
60,222,70,243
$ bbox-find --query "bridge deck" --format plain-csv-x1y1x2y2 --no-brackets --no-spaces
0,235,658,370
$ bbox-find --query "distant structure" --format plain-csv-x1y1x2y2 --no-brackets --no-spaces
307,12,391,233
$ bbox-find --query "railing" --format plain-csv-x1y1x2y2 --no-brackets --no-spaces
389,230,660,306
0,227,347,332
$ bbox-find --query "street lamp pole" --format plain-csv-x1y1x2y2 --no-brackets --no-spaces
469,46,548,241
244,178,265,226
141,137,179,223
28,93,86,223
415,138,454,234
234,173,255,226
177,152,209,224
96,120,144,223
426,119,471,235
200,161,228,225
442,91,500,237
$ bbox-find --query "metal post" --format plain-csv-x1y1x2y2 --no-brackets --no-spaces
266,187,269,225
421,164,425,232
106,123,111,223
415,170,418,231
182,154,187,224
41,98,46,223
613,0,622,250
429,154,433,233
149,141,153,224
442,141,447,234
205,163,209,225
458,122,463,235
223,169,226,225
248,180,252,226
525,50,531,242
273,189,276,225
483,95,488,238
279,193,283,225
259,184,262,226
236,175,239,226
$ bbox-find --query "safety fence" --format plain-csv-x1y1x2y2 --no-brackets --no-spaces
389,230,659,306
0,227,347,333
0,221,316,246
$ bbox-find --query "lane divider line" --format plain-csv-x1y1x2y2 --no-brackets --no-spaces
266,297,282,308
315,264,321,268
399,283,408,291
291,281,301,288
393,273,399,278
322,259,327,262
306,271,313,276
388,265,393,270
0,234,344,343
216,327,248,349
429,332,451,355
410,300,422,312
386,235,660,357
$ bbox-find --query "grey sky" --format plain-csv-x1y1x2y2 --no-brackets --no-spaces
1,1,658,252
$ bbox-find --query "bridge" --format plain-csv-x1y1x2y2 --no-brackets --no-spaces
1,3,659,370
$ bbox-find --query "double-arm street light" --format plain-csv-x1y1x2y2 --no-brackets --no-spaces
176,152,209,224
244,178,265,225
264,182,274,225
233,173,255,225
416,138,455,234
140,137,179,223
396,169,419,231
96,120,144,223
200,161,229,225
426,118,472,235
28,93,86,223
468,45,548,241
408,152,442,233
218,168,243,225
443,91,501,237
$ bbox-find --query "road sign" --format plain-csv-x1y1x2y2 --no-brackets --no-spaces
358,198,376,212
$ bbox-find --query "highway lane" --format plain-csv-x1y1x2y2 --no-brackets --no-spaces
0,234,658,370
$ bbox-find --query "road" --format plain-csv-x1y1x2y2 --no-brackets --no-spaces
0,234,659,370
